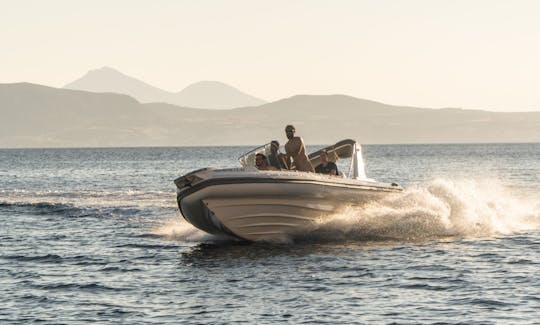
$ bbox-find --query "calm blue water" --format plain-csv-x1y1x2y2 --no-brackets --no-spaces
1,144,539,324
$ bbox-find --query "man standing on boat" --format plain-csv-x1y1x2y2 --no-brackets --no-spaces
283,125,314,172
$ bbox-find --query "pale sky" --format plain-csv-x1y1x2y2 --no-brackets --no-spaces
1,0,540,111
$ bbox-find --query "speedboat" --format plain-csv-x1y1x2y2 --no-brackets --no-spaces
174,139,402,242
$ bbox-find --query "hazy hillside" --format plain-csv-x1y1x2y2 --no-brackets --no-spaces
173,80,265,109
1,83,539,148
64,67,266,109
64,67,170,104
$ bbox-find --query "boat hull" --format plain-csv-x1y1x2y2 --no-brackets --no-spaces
176,171,402,241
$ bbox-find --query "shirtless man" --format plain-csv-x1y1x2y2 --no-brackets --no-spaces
283,125,314,172
255,153,277,171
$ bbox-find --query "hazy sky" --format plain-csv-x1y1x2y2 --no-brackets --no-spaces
2,0,540,111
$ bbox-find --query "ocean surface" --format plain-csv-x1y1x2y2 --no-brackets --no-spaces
1,143,539,324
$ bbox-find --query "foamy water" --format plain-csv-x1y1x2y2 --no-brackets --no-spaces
1,144,539,323
153,218,214,242
311,178,540,242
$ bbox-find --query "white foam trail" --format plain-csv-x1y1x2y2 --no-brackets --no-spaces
0,189,174,208
313,178,540,241
152,217,222,242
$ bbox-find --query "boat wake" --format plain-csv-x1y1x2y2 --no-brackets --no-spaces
0,189,175,220
305,178,540,242
0,189,174,208
152,218,216,242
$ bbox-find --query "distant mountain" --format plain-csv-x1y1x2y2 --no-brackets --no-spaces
64,67,169,104
64,67,266,109
174,80,265,109
1,82,539,148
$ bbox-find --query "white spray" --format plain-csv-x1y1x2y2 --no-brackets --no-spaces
310,178,540,242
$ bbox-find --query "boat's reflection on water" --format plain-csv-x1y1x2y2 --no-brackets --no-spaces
178,233,429,268
180,240,319,267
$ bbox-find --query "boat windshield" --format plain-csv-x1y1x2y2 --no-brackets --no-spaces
238,143,273,168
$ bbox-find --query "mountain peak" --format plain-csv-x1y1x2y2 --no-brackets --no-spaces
180,80,242,94
185,80,231,87
64,68,266,109
71,66,143,86
266,94,387,109
87,66,124,76
175,81,266,109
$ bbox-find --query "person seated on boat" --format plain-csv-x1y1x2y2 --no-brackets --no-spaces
255,153,277,171
315,149,338,176
268,140,287,170
283,125,314,172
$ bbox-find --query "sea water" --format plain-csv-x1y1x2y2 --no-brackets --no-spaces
1,144,539,324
